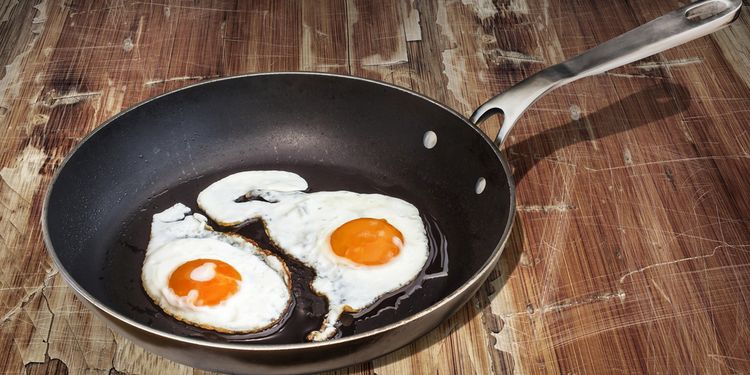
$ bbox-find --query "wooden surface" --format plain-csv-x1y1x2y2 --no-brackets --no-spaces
2,0,750,373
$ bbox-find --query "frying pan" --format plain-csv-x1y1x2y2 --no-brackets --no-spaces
42,1,741,374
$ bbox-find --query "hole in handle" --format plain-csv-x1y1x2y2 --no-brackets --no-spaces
685,0,729,22
472,106,504,125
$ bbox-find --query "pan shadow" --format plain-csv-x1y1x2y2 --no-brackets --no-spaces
354,81,692,373
507,81,691,183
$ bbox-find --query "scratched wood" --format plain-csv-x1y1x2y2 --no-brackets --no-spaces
1,0,750,374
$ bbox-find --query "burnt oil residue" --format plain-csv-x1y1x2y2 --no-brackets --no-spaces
104,165,448,344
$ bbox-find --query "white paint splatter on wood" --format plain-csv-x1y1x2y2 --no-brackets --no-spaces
401,0,421,42
485,48,545,65
635,57,702,70
122,37,133,52
144,76,210,86
517,203,575,212
461,0,498,21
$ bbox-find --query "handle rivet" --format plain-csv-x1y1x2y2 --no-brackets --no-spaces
423,131,437,149
475,177,487,194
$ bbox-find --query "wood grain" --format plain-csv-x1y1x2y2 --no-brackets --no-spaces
1,0,750,374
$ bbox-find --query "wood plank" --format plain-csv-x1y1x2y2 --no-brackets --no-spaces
1,0,749,374
301,0,348,73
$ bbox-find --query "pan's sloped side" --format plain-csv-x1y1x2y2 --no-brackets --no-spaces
76,264,495,374
43,73,514,374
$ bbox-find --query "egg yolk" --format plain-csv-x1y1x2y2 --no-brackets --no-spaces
329,218,404,265
168,259,241,306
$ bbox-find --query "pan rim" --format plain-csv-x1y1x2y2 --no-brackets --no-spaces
41,71,516,352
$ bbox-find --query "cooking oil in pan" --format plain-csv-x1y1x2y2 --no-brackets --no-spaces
106,166,449,344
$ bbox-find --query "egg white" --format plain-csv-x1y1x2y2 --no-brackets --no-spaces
142,203,292,333
197,171,429,341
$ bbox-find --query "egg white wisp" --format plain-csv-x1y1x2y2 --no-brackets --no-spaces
142,203,292,333
197,171,429,341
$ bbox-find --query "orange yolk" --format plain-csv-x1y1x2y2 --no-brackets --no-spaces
168,259,241,306
330,218,404,266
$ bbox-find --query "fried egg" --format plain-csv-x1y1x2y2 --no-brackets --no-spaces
197,171,429,341
142,203,292,333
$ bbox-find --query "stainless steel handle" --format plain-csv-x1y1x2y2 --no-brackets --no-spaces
471,0,742,147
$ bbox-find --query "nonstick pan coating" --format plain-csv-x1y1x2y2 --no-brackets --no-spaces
43,73,514,373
